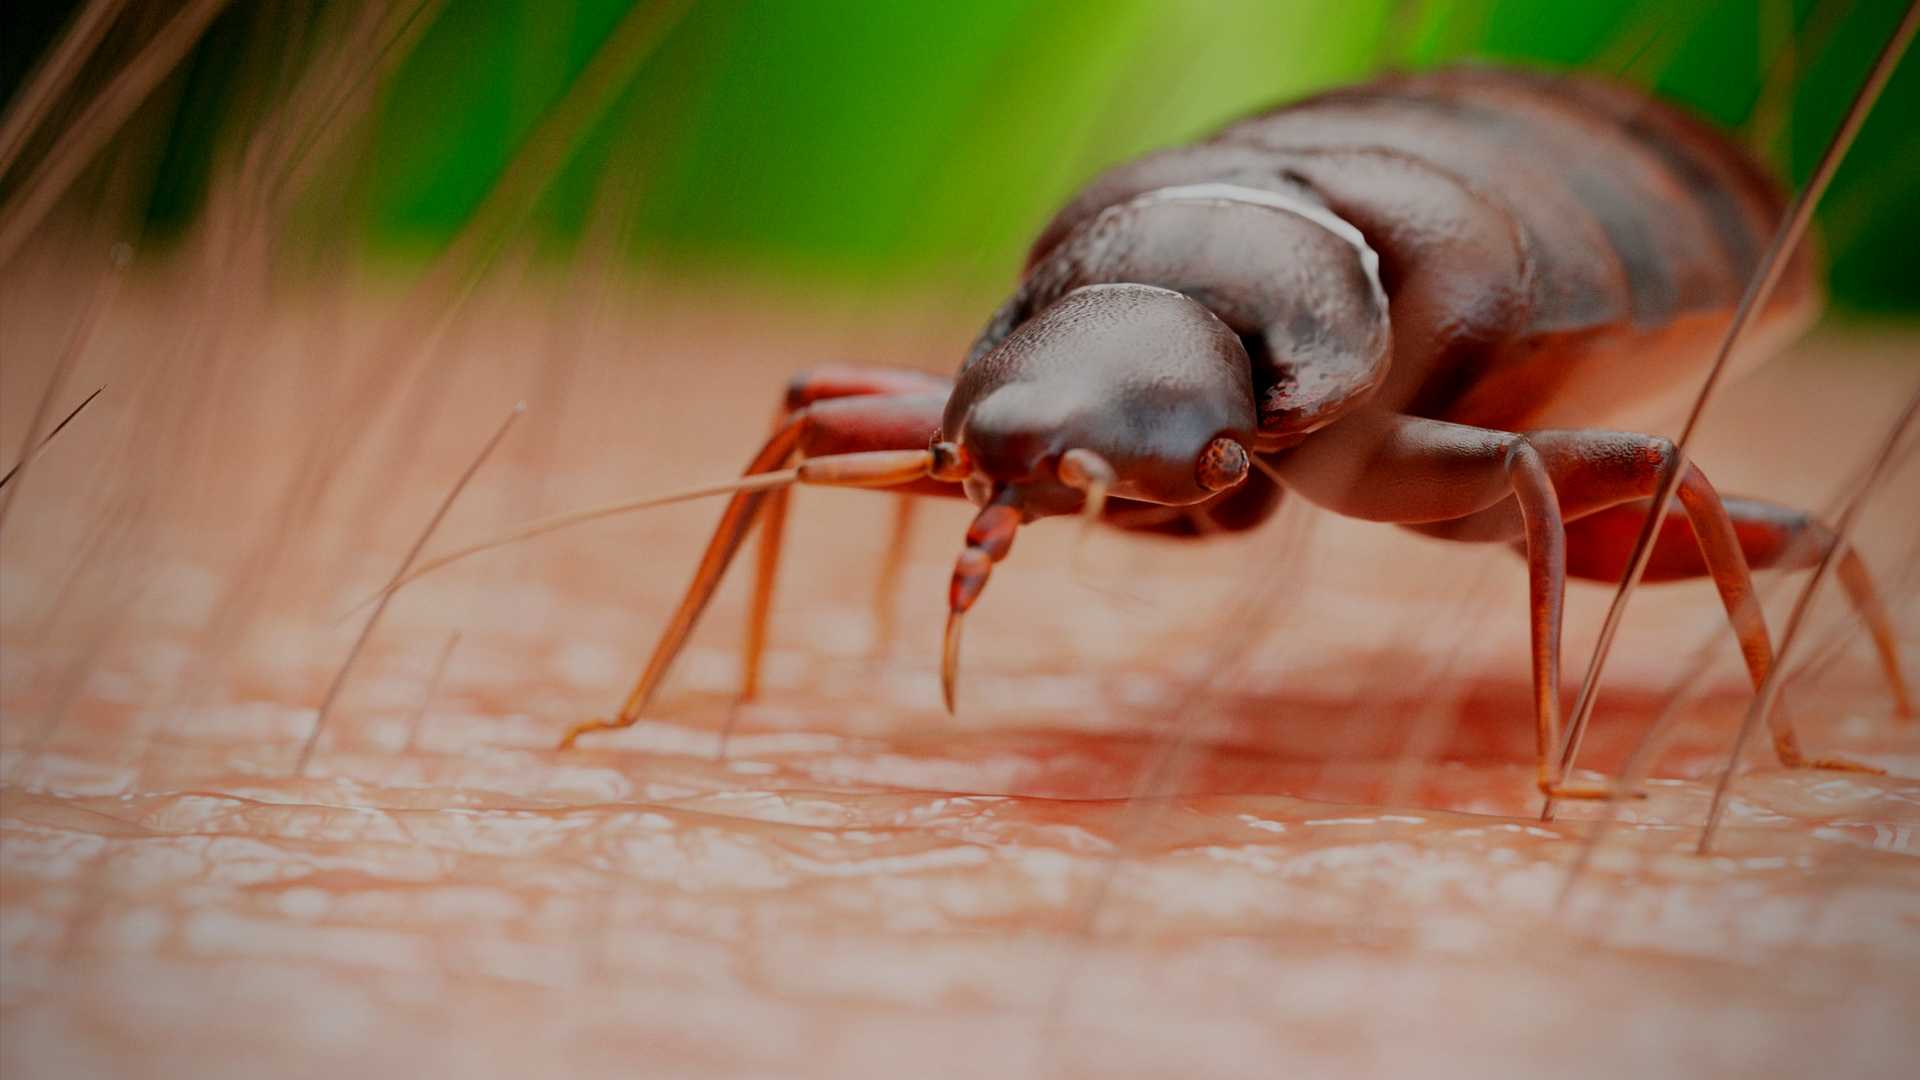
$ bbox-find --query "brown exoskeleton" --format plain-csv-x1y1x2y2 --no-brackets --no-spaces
527,68,1913,798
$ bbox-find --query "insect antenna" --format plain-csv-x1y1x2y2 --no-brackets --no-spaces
356,471,799,611
1547,1,1919,821
352,448,940,618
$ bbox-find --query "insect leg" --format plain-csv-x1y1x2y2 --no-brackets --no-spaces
1509,440,1580,799
742,465,789,703
558,417,803,749
1536,437,1883,774
1419,428,1886,774
562,385,956,749
779,388,964,675
1268,410,1608,799
782,365,954,409
743,368,954,701
1556,495,1912,721
871,496,917,658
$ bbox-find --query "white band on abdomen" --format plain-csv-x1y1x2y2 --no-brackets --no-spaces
1128,182,1386,311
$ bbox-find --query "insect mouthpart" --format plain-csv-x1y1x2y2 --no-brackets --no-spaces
942,494,1020,715
938,437,1251,713
936,446,1112,714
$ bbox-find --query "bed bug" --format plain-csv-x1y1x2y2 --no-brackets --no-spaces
529,66,1913,797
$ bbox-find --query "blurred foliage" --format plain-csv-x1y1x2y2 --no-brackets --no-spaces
5,0,1917,311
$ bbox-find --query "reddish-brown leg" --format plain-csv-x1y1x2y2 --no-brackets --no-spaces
743,370,954,702
742,404,794,704
1559,494,1913,722
1413,428,1893,773
559,418,802,749
871,496,917,656
741,483,790,703
1269,411,1606,798
562,370,953,748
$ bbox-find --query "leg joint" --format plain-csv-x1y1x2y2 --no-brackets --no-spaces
1502,437,1542,477
1643,435,1682,483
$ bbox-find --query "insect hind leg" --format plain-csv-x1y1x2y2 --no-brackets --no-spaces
1414,426,1892,774
1558,494,1912,723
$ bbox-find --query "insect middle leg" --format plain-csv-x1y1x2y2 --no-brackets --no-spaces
1272,410,1593,798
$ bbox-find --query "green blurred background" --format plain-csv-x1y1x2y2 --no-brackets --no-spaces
4,0,1916,312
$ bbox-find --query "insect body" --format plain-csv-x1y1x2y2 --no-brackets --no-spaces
559,67,1912,797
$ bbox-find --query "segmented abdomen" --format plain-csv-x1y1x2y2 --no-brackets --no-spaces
1223,68,1806,331
1032,67,1816,431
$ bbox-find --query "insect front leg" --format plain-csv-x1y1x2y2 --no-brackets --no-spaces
561,373,956,750
745,367,954,700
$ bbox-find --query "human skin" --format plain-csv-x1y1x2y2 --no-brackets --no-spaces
1,266,1916,1078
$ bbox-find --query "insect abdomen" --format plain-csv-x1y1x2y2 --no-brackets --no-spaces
1030,67,1816,433
1219,67,1816,428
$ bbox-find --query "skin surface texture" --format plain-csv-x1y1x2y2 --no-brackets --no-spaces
1,259,1916,1078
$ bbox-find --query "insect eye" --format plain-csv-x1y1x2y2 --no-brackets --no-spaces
1196,437,1250,492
